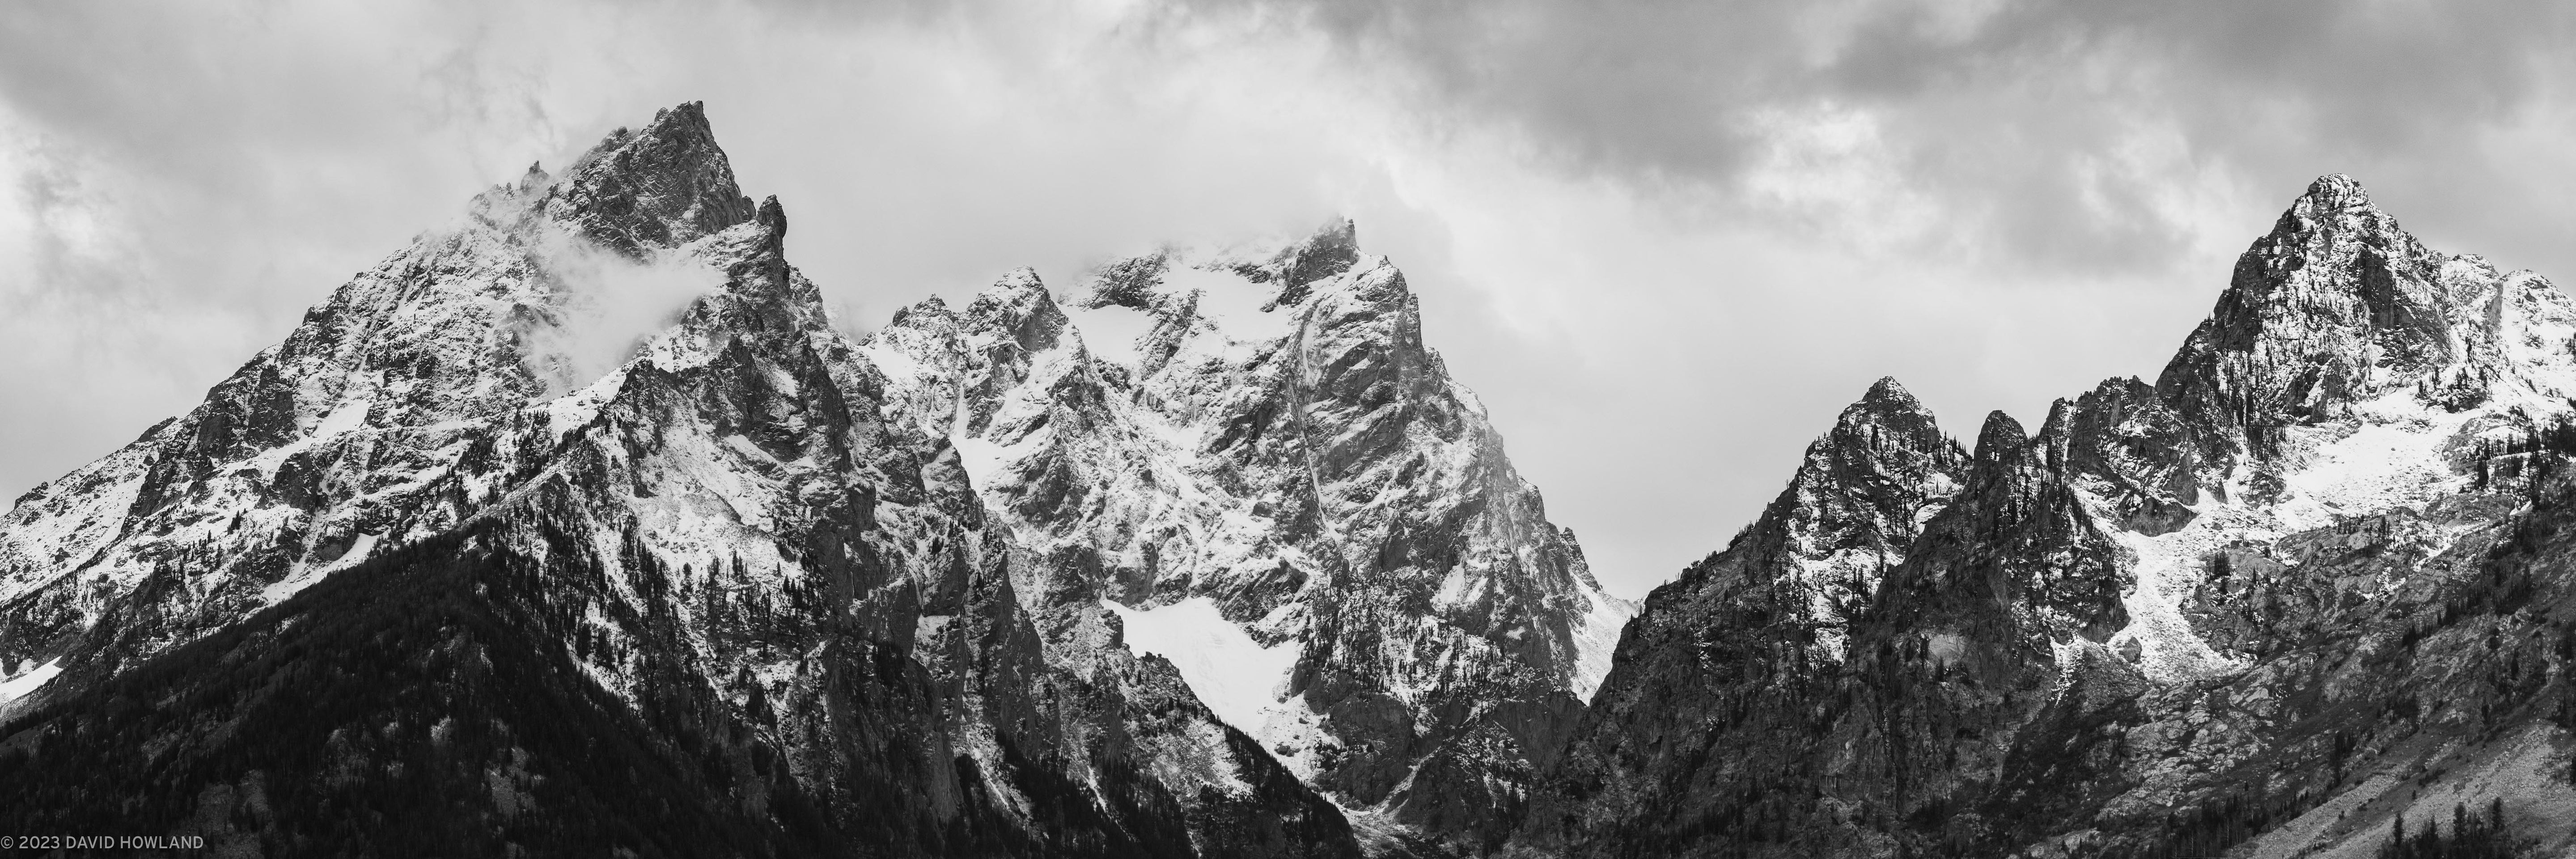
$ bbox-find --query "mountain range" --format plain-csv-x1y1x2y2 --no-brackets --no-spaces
2,103,2572,858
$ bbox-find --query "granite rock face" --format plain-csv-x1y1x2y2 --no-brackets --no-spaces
1514,378,1972,856
12,109,2569,858
0,103,1367,858
858,221,1631,849
1514,175,2576,858
0,102,1627,857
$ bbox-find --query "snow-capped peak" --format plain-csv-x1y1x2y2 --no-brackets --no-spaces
862,216,1631,838
541,101,761,256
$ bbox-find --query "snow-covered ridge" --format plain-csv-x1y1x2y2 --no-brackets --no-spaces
1,102,1369,854
0,107,773,654
0,104,1621,850
1517,172,2576,859
859,221,1631,834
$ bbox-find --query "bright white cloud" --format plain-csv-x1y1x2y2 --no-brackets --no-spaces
519,229,731,395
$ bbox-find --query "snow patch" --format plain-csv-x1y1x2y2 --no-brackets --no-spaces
1250,691,1339,785
1168,266,1293,343
256,530,384,607
312,391,372,437
950,434,1009,493
2110,512,2253,685
0,659,61,705
2271,404,2469,532
2101,395,2471,686
1061,302,1157,368
916,614,953,642
1103,596,1297,733
1568,588,1635,701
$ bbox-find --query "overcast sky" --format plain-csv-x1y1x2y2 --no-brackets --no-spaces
6,0,2576,599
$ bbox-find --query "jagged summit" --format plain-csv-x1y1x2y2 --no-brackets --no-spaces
1619,374,1969,655
1761,377,1970,621
1970,408,2029,461
2152,171,2576,435
541,101,760,255
17,100,2576,857
1241,217,1363,294
2290,172,2375,215
861,210,1629,846
1859,373,1912,401
0,99,1630,855
0,102,1402,856
1075,216,1368,311
1842,376,1945,440
753,194,787,248
1517,374,1974,856
991,265,1044,289
0,102,810,692
1519,174,2576,858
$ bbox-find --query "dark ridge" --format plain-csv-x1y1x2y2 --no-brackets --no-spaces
0,518,1240,859
1237,217,1363,306
544,101,760,255
755,195,787,254
1971,410,2029,464
0,524,836,858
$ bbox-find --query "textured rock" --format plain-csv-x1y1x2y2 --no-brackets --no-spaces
16,107,2565,859
1515,378,1970,857
859,222,1631,848
0,100,1624,856
1515,174,2576,858
0,104,1367,857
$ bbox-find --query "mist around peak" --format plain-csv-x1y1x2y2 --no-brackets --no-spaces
514,227,728,397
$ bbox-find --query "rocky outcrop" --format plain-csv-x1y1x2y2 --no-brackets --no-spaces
859,221,1631,849
15,105,2564,859
1513,378,1969,856
0,99,1627,856
0,103,1366,857
1514,175,2576,858
541,102,762,255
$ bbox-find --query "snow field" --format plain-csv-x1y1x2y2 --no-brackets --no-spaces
0,658,62,706
1102,596,1298,734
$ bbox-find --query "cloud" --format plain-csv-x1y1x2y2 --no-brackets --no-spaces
1239,0,2576,275
517,229,730,395
5,0,2576,597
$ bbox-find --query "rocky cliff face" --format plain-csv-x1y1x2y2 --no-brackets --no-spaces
0,102,1624,857
857,223,1631,848
1516,175,2576,858
13,107,2560,859
1515,378,1971,855
0,103,1369,858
